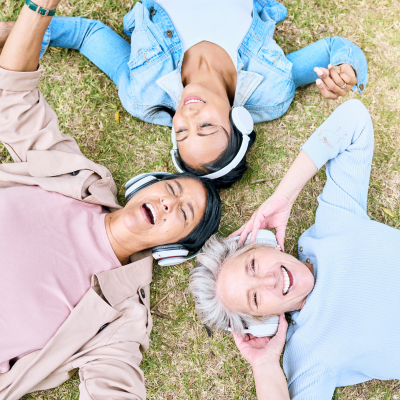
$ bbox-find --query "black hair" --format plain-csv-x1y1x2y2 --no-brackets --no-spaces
149,172,222,251
146,106,256,189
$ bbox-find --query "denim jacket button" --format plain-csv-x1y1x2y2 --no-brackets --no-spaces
140,288,145,298
359,83,364,91
150,8,157,16
165,30,173,38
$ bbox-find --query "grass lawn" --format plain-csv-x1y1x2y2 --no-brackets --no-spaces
2,0,400,399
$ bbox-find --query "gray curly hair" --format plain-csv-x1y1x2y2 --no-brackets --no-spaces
189,234,277,335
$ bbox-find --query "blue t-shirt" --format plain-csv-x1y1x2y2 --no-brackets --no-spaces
283,99,400,399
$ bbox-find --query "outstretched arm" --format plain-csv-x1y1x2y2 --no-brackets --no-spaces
0,2,83,162
233,99,373,248
233,315,290,400
0,1,58,72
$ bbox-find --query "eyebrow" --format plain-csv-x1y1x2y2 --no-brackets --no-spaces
175,180,183,195
175,180,195,220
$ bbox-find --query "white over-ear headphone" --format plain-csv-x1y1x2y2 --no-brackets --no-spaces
170,106,254,179
228,229,280,337
125,172,200,266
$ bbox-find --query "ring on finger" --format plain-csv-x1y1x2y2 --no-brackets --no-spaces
340,82,347,89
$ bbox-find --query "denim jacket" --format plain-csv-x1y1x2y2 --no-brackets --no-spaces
123,0,368,126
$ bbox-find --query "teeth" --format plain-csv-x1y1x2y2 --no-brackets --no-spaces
145,203,157,224
185,99,204,105
281,267,291,294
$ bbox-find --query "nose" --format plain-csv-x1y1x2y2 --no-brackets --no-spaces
160,195,178,213
260,271,279,290
182,105,200,118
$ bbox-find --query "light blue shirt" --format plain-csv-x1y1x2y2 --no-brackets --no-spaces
283,99,400,399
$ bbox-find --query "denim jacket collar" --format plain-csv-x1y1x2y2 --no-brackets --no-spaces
156,69,183,104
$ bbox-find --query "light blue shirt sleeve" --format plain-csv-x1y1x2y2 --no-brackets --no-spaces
301,99,374,217
287,362,337,400
286,37,368,94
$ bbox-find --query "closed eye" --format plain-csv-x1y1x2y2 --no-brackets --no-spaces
181,206,187,221
253,292,258,307
167,183,176,196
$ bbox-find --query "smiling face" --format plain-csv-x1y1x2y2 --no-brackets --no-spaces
110,178,207,254
216,247,315,317
173,84,231,170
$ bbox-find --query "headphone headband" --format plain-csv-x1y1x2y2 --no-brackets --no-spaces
170,106,254,179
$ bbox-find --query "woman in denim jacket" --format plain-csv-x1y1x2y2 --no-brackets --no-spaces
0,0,368,188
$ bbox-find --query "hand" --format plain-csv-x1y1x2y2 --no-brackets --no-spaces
314,63,357,99
232,314,288,368
230,192,293,250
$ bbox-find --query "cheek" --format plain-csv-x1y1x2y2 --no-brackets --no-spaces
123,209,138,232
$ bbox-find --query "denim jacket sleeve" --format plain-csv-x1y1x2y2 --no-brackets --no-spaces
286,37,368,94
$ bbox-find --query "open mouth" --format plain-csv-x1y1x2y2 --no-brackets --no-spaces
141,203,157,225
281,266,293,295
184,96,205,106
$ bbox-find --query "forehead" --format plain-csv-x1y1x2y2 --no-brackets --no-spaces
216,250,252,311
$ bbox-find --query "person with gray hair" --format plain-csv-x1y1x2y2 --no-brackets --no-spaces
189,99,400,400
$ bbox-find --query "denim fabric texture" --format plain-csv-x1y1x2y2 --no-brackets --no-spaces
40,0,368,127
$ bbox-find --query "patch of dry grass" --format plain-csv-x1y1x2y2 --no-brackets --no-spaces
1,0,400,399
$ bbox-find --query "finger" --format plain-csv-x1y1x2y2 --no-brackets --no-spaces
238,223,252,246
274,314,289,339
275,225,286,251
338,72,357,88
232,330,245,347
238,215,257,245
249,218,262,243
229,224,246,238
328,66,346,89
320,73,347,97
316,79,338,99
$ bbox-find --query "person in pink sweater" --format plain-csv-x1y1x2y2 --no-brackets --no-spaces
0,2,221,398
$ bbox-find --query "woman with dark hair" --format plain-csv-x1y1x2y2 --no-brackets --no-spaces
0,0,368,188
0,4,221,398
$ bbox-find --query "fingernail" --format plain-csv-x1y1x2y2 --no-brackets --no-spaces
316,78,322,86
328,64,332,69
315,67,322,76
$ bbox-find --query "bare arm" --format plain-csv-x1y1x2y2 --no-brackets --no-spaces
232,150,317,249
0,1,58,72
0,1,84,162
233,315,290,400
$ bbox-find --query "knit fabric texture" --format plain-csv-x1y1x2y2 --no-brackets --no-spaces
283,99,400,399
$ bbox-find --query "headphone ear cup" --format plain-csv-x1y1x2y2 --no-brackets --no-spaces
231,107,254,135
245,229,277,247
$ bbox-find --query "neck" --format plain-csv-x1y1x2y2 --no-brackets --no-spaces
181,42,237,103
104,211,144,265
297,262,315,310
